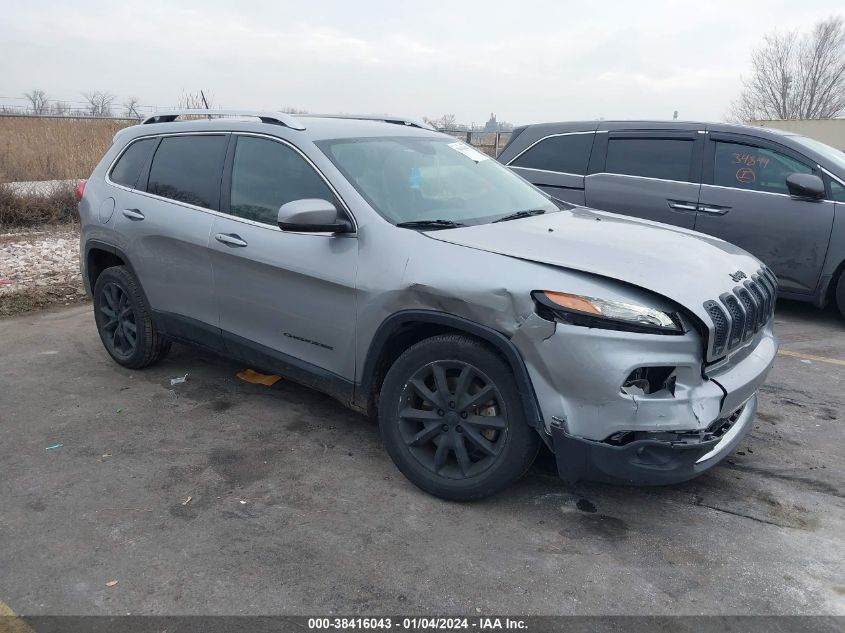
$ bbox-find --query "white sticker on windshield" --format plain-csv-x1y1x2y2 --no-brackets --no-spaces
448,141,490,163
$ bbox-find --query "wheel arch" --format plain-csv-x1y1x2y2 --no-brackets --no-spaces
823,256,845,311
85,240,124,292
356,310,544,432
84,240,151,306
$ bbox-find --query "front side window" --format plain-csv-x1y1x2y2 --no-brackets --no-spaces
229,136,337,225
713,141,812,194
605,138,694,182
320,137,557,225
830,179,845,202
509,133,595,175
110,138,156,189
147,135,228,209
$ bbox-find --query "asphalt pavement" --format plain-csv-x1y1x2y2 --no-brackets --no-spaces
0,301,843,615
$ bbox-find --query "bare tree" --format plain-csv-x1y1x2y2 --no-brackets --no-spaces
424,114,458,130
729,15,845,121
83,91,116,117
123,96,142,119
51,101,70,116
23,89,50,115
177,90,214,109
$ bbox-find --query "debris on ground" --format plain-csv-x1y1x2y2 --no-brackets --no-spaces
182,496,192,506
105,580,118,588
170,373,189,386
236,368,281,386
0,226,87,317
45,444,62,451
115,407,123,414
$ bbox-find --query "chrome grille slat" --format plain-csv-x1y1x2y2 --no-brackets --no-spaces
735,287,757,341
703,267,776,361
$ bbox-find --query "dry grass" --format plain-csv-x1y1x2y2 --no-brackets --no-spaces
0,184,78,229
0,116,135,183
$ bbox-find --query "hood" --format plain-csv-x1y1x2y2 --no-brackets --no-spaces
426,206,764,322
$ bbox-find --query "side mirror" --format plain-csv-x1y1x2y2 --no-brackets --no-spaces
277,199,353,233
786,173,825,200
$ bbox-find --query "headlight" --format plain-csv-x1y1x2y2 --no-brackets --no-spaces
532,290,683,335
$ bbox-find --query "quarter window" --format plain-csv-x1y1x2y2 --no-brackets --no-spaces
605,138,694,182
713,142,812,194
110,138,156,189
229,136,337,225
147,135,228,209
509,133,595,175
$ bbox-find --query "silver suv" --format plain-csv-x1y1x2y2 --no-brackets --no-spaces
79,110,778,500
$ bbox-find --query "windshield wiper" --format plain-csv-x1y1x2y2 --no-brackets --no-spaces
492,209,546,223
395,219,466,229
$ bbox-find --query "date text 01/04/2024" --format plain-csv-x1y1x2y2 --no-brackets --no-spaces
307,617,528,630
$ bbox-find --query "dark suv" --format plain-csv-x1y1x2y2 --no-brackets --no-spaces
498,121,845,316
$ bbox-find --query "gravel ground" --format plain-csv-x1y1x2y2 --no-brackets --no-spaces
0,224,87,317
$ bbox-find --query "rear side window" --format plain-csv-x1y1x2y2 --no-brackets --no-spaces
109,138,156,189
147,135,228,209
713,141,812,194
605,138,694,182
228,136,337,225
509,133,594,175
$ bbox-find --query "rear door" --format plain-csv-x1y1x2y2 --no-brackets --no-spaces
208,134,358,382
696,133,835,296
112,133,227,347
585,130,704,228
504,132,596,205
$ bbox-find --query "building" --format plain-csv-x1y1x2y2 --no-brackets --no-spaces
483,113,498,133
751,119,845,150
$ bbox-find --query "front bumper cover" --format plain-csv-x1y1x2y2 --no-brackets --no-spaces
550,395,757,485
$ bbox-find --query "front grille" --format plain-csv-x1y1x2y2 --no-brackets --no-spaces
703,267,777,360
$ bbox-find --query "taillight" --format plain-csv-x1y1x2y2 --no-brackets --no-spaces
76,179,87,201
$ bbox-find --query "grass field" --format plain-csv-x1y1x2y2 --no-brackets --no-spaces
0,116,134,183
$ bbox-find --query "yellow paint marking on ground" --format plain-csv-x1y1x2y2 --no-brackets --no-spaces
778,349,845,367
0,599,36,633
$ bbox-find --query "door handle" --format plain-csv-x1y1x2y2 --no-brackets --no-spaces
215,233,248,247
698,205,731,215
122,208,145,221
667,201,698,212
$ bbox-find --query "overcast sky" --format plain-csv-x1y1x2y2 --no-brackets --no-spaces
1,0,841,125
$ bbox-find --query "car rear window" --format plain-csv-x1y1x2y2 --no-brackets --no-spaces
509,133,595,175
109,138,157,189
147,135,228,210
605,138,694,182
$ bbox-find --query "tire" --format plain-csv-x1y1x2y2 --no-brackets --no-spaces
93,266,171,369
836,270,845,319
378,334,540,501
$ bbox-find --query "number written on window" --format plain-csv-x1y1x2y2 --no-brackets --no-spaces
713,142,812,194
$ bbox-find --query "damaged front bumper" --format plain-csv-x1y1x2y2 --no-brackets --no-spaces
550,395,756,484
513,315,776,485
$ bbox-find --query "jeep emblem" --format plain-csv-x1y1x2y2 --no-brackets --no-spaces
729,270,747,282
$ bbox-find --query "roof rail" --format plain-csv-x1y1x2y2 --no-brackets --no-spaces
141,109,306,131
305,113,435,131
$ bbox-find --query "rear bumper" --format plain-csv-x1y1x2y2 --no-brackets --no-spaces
550,395,757,485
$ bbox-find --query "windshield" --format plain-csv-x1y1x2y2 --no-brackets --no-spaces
319,137,558,226
791,134,845,174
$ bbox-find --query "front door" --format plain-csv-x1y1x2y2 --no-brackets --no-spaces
208,134,358,383
585,131,703,229
695,134,835,296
